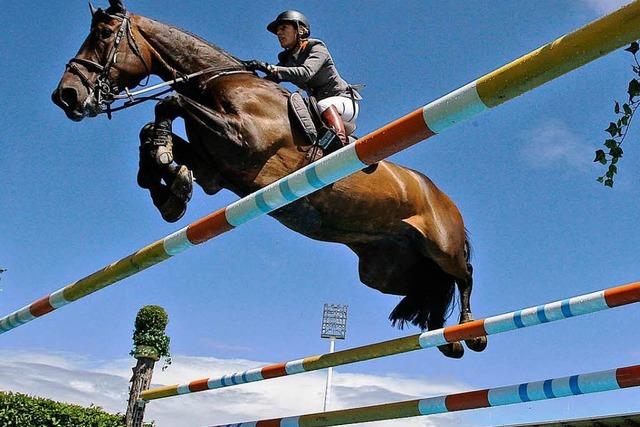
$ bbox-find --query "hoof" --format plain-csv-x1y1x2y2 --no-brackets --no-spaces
438,342,464,359
465,335,488,353
137,167,162,190
170,166,193,202
459,316,488,353
362,163,378,174
159,194,187,223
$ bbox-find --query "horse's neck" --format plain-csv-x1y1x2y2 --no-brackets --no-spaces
134,15,240,81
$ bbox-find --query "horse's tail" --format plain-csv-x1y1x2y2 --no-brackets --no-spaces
388,256,456,331
464,230,473,263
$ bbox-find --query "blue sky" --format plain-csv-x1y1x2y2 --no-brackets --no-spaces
1,0,639,426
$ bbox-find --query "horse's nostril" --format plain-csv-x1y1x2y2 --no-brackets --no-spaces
60,87,79,109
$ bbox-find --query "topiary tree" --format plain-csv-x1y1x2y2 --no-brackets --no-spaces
125,305,171,427
130,305,171,366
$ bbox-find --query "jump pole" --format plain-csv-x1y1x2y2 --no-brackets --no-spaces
140,281,640,401
207,364,640,427
2,2,640,334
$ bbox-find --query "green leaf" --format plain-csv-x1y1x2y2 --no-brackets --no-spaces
605,122,618,137
609,164,618,174
604,178,614,187
611,156,619,164
594,149,607,164
615,101,620,114
596,176,604,183
622,115,629,126
624,103,633,115
625,41,639,55
628,79,640,99
610,146,624,158
604,139,617,149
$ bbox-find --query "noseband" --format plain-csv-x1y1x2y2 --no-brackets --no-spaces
65,11,150,112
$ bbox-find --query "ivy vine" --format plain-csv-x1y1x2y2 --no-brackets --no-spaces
595,41,640,187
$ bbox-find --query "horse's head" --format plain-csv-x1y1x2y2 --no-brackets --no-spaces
52,1,151,121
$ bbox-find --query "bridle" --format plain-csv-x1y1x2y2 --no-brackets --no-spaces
64,10,252,118
66,11,150,112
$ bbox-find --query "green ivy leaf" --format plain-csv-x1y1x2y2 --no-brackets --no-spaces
625,41,639,55
614,101,620,114
628,79,640,99
624,103,633,115
604,178,614,187
622,115,630,126
609,164,618,174
604,139,617,149
594,149,607,164
605,122,618,137
596,176,604,183
610,146,624,158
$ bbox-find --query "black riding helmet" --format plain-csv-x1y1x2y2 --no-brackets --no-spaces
267,10,310,37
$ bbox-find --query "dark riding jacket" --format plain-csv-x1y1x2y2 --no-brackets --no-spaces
268,38,350,101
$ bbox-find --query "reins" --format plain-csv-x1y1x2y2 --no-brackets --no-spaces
65,10,252,119
104,68,252,116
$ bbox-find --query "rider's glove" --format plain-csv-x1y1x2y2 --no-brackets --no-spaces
243,60,272,74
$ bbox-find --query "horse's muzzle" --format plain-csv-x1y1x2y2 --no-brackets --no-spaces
51,82,102,121
51,85,85,121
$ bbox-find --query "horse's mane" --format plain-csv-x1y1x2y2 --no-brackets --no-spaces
136,14,243,66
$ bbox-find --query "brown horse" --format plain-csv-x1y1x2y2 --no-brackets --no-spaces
51,1,487,358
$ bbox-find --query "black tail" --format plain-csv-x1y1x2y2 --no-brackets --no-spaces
388,257,456,331
464,231,473,263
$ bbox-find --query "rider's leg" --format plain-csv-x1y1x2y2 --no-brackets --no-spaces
318,96,359,147
321,105,347,146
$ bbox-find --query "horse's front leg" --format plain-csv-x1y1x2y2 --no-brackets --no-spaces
138,122,193,222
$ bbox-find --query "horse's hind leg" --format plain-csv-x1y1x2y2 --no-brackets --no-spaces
457,262,488,352
351,236,465,360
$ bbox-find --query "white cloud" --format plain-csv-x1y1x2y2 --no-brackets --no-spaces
582,0,632,14
0,350,469,427
520,119,595,171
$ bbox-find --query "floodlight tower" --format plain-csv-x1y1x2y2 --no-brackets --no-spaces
320,303,348,412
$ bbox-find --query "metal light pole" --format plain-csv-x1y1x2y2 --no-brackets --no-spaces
320,303,348,412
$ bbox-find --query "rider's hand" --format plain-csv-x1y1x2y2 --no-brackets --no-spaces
243,60,272,74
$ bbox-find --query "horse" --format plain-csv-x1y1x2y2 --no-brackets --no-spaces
51,0,487,359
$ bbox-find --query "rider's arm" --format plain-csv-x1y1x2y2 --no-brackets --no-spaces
268,43,328,86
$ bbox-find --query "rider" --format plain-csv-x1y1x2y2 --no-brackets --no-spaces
244,10,361,148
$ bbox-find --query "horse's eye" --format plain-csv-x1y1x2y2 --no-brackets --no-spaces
100,28,113,39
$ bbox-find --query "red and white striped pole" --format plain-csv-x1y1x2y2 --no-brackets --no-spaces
207,364,640,427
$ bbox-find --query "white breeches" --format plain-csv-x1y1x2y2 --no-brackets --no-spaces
317,96,359,124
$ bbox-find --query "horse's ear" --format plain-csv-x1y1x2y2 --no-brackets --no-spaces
88,2,98,17
108,0,126,13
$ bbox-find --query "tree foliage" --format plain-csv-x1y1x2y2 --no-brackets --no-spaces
130,305,171,368
0,391,133,427
595,41,640,187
